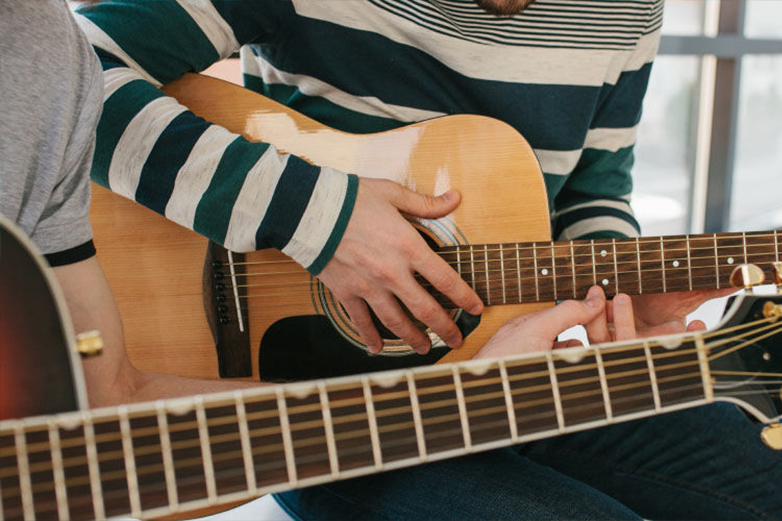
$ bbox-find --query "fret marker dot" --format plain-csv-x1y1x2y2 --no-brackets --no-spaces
673,260,680,268
541,268,549,276
601,250,607,257
728,257,734,265
602,278,609,286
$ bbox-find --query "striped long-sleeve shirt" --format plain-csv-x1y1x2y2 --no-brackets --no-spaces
75,0,663,273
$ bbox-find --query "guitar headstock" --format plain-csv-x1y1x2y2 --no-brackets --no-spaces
707,274,782,427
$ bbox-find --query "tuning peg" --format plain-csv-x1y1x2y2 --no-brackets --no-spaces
761,423,782,450
729,264,765,291
76,330,104,358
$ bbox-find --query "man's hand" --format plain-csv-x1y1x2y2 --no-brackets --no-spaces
475,286,615,360
585,289,735,344
317,178,484,354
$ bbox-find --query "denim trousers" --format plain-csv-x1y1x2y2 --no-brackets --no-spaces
274,403,782,520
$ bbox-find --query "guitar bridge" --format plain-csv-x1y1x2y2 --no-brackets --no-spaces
202,242,252,377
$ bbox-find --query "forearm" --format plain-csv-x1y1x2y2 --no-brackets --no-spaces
75,1,357,270
55,257,263,410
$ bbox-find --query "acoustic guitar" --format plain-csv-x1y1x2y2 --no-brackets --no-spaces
90,73,782,382
2,215,781,521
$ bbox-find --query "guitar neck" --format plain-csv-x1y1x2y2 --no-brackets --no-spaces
0,336,713,520
434,230,781,306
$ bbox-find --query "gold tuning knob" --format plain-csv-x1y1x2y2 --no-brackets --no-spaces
729,264,765,290
76,330,104,358
761,424,782,450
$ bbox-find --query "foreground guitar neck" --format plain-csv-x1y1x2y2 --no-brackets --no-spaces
433,230,781,306
0,336,713,521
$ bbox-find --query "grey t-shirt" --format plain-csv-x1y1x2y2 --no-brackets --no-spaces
0,0,103,257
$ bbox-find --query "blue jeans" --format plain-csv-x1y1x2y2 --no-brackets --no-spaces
274,404,782,520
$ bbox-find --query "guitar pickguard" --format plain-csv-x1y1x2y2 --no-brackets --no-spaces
258,310,481,381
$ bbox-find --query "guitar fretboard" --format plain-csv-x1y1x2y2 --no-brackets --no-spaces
0,337,713,521
432,230,781,306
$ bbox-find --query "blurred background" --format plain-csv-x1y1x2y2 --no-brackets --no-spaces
634,0,782,236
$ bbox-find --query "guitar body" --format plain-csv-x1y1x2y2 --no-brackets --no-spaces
0,218,86,422
91,73,553,382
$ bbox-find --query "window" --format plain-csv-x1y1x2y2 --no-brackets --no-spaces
633,1,782,235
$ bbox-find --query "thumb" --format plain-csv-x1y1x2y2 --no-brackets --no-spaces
530,289,606,342
391,186,461,219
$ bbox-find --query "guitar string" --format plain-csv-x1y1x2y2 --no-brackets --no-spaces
0,377,740,495
216,251,773,280
214,262,774,297
215,275,752,313
2,312,774,449
3,321,780,488
4,319,780,498
0,380,726,517
3,379,781,508
216,234,781,269
3,315,775,455
0,353,712,468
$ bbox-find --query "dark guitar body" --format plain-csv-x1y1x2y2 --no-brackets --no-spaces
0,219,84,421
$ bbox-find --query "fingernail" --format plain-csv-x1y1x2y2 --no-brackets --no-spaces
449,336,463,348
587,285,602,299
468,303,484,315
442,190,457,202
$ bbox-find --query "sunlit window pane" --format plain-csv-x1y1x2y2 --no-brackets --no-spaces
730,55,782,231
661,0,706,36
745,1,782,39
633,56,700,236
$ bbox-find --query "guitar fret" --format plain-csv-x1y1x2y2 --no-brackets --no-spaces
686,236,693,291
533,243,540,300
713,234,721,289
593,350,612,422
545,353,565,432
643,342,662,412
47,421,69,521
484,244,491,306
406,372,427,460
275,387,297,486
232,392,257,495
81,415,105,520
361,376,383,470
611,239,619,294
570,241,577,298
550,243,558,300
469,246,476,292
635,237,642,294
695,335,714,402
742,231,748,264
13,424,34,521
455,248,462,281
776,230,780,262
590,241,597,286
155,402,178,510
515,242,522,303
499,245,506,304
118,406,142,518
660,237,667,293
498,361,519,443
317,382,340,477
451,367,472,450
194,398,217,503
